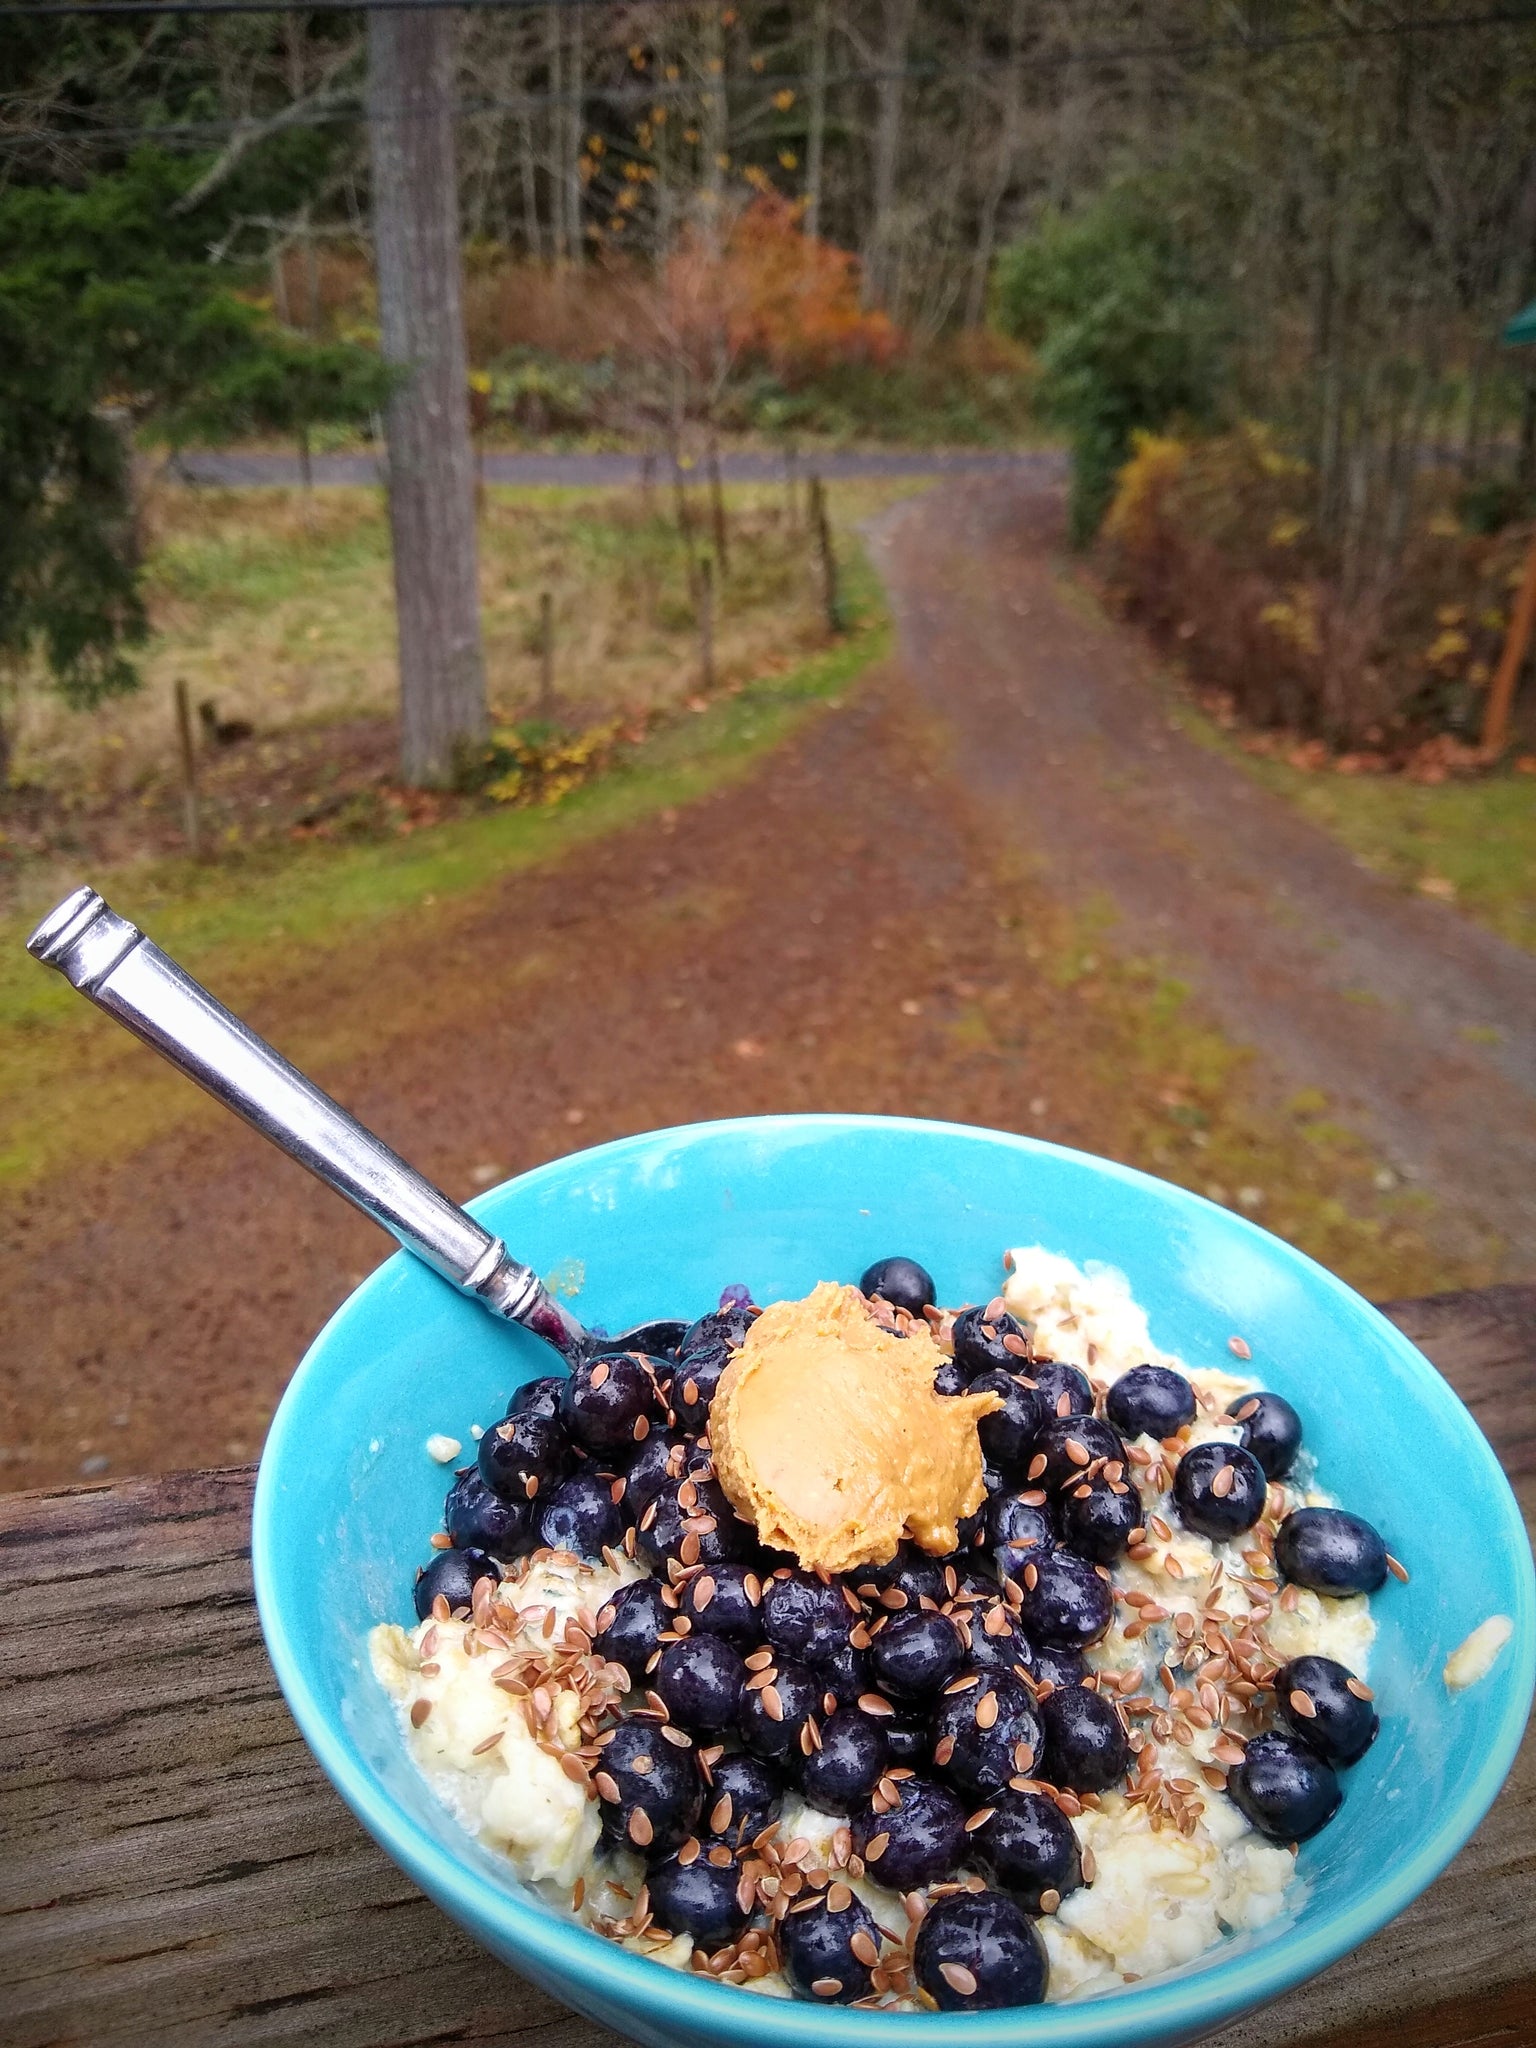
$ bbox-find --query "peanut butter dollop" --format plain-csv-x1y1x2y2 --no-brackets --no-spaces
710,1281,1002,1574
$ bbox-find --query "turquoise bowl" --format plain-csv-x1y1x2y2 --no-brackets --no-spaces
253,1114,1533,2048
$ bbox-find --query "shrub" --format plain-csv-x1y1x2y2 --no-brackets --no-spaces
994,186,1227,545
1102,423,1535,748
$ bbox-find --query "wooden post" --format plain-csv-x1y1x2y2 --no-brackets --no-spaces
784,439,800,529
706,432,729,578
537,591,554,719
1482,531,1536,757
809,472,840,635
640,447,656,517
174,679,201,861
698,556,717,694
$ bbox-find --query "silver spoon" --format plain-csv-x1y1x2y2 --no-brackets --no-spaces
27,886,683,1364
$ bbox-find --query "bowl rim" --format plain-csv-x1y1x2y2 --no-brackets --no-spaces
253,1110,1536,2045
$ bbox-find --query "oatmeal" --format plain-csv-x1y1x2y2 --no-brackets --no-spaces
372,1252,1399,2012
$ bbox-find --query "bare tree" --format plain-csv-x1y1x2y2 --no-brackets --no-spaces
367,4,487,787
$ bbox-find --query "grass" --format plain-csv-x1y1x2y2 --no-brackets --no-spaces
1063,567,1536,957
8,477,921,809
1205,752,1536,954
0,575,889,1189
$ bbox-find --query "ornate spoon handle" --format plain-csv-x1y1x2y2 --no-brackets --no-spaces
27,886,589,1361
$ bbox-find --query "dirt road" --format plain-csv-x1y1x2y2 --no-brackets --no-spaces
4,468,1533,1491
872,474,1536,1270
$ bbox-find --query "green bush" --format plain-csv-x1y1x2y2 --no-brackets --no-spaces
994,186,1228,544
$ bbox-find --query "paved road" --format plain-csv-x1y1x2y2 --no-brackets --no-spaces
870,474,1536,1275
174,446,1053,489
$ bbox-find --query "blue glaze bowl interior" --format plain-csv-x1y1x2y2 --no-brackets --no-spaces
253,1114,1534,2048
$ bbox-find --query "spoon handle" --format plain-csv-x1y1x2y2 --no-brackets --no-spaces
26,886,588,1361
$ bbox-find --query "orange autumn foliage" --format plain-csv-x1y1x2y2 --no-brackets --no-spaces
664,195,900,386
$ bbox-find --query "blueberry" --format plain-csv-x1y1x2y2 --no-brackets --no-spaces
444,1469,530,1559
507,1375,565,1423
1227,1730,1341,1843
955,1500,989,1552
1031,1359,1094,1419
871,1611,964,1702
637,1474,752,1572
951,1305,1032,1381
680,1561,765,1644
970,1370,1048,1476
931,1669,1043,1800
852,1774,967,1890
1173,1442,1268,1540
623,1431,694,1518
813,1637,874,1709
779,1890,880,2003
560,1351,666,1461
1027,1642,1088,1691
1106,1364,1196,1441
964,1595,1035,1680
1274,1655,1379,1766
848,1544,949,1614
799,1705,890,1814
1275,1507,1389,1596
884,1715,932,1767
913,1888,1047,2009
593,1578,672,1685
1030,1415,1125,1494
971,1787,1082,1912
737,1654,824,1765
1058,1477,1142,1563
763,1570,858,1664
1228,1391,1303,1480
987,1488,1057,1550
1014,1550,1114,1648
860,1255,936,1317
606,1316,688,1361
594,1718,703,1854
477,1410,572,1505
704,1751,785,1842
654,1633,746,1733
668,1352,731,1433
413,1547,499,1620
680,1300,759,1359
537,1470,625,1559
1040,1683,1129,1791
646,1842,750,1948
934,1356,973,1398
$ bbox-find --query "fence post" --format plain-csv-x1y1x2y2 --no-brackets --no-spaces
174,678,201,861
538,591,555,719
809,472,840,635
698,556,717,695
707,432,729,578
785,439,800,528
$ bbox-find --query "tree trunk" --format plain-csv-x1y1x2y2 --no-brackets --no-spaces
805,0,830,239
367,5,487,788
547,5,567,262
964,0,1024,329
864,0,915,309
566,0,585,264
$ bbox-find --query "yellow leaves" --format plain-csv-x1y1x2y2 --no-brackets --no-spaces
683,127,700,145
467,369,492,397
1268,514,1307,548
578,156,598,184
1424,628,1469,667
779,150,799,171
483,720,624,810
1435,603,1465,626
716,152,732,171
586,134,604,155
1425,512,1462,539
773,88,796,111
1258,588,1321,657
623,160,643,181
750,53,766,72
1102,430,1190,545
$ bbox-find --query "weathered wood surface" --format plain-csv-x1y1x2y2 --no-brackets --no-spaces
1,1288,1531,2048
